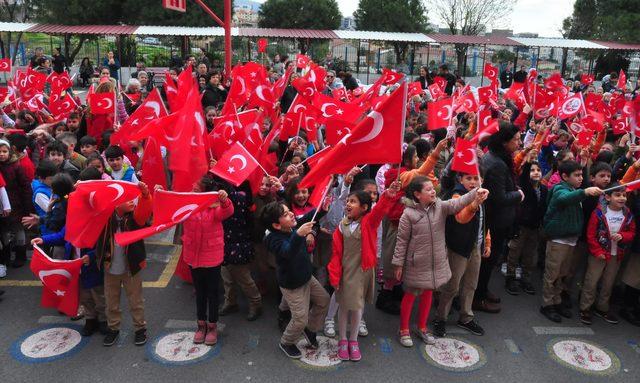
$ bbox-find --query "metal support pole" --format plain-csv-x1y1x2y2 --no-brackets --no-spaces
480,44,487,86
366,41,370,84
192,0,232,76
536,47,541,69
376,47,381,73
247,39,251,61
560,47,568,77
462,46,468,78
426,43,431,72
356,40,361,76
513,47,519,75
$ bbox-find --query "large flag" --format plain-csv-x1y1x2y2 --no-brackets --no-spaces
296,54,310,69
451,138,479,175
111,88,168,144
114,190,219,246
300,81,407,188
210,142,260,186
65,180,141,248
30,244,83,316
141,137,167,193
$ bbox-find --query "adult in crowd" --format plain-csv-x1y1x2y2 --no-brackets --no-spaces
438,65,456,96
513,65,528,83
79,57,95,87
102,52,121,82
51,47,68,74
201,72,228,110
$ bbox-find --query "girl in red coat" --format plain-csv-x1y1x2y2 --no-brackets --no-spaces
327,180,400,362
182,175,234,346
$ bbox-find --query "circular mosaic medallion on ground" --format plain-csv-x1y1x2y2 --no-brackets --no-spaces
294,335,343,371
11,325,87,363
147,331,220,366
547,338,620,376
420,337,486,372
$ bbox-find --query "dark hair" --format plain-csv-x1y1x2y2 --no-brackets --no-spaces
354,179,377,192
46,140,69,157
198,174,219,192
79,166,102,181
487,121,519,153
590,161,612,177
605,182,622,196
68,112,81,120
402,144,417,168
35,159,58,179
79,135,97,147
7,133,28,152
348,190,372,213
260,201,287,228
51,173,74,197
405,176,431,202
104,145,125,159
558,160,582,178
414,139,432,160
594,150,614,164
404,132,419,144
86,153,106,168
284,177,308,208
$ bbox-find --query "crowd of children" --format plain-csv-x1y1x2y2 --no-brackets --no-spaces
2,60,640,363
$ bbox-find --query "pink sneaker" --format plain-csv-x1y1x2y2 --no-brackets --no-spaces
337,340,349,361
348,341,361,361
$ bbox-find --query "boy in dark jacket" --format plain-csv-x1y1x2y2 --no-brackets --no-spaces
96,181,152,347
262,202,329,359
46,140,80,181
541,160,603,323
506,158,547,295
580,184,635,325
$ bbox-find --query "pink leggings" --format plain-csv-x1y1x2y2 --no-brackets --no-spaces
400,290,433,331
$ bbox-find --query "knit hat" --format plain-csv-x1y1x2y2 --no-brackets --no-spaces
0,139,10,148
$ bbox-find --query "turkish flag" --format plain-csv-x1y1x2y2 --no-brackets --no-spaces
433,76,447,91
568,121,586,136
408,81,423,97
310,92,364,124
451,138,479,175
115,190,219,246
381,68,404,85
49,93,77,119
308,175,332,208
471,116,499,144
612,118,629,135
544,73,563,90
576,129,594,147
89,92,115,115
332,87,348,101
248,82,276,112
210,142,260,186
112,88,168,144
296,54,311,69
427,97,454,130
300,81,407,188
325,119,355,146
65,180,141,248
257,38,268,53
477,85,497,105
617,69,627,90
306,146,331,169
141,137,167,192
454,91,478,113
305,65,327,92
582,112,605,132
557,93,586,120
30,245,83,316
504,82,526,105
484,63,498,81
428,83,446,100
0,58,11,72
164,72,179,111
47,71,73,92
272,65,294,100
580,74,595,86
584,93,602,112
291,76,318,100
209,109,260,158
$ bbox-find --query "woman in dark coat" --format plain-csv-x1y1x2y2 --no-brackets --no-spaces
476,122,523,312
201,72,228,110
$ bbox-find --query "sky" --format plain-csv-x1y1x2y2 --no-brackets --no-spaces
251,0,575,38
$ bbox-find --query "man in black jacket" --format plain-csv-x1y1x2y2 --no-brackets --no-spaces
513,65,528,83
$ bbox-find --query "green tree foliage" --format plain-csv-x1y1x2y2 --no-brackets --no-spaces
258,0,341,53
354,0,430,64
561,0,597,39
0,0,37,62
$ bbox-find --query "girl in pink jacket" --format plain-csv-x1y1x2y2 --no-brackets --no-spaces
182,176,234,346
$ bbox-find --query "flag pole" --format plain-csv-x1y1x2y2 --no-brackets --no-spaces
299,145,330,165
396,79,408,182
602,178,640,193
310,179,332,223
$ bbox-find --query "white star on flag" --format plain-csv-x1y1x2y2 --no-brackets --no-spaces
55,290,66,296
336,109,343,115
227,166,235,174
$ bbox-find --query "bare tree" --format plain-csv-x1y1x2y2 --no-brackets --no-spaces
0,0,36,64
430,0,514,74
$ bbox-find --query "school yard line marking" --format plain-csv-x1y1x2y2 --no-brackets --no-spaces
628,340,640,354
0,245,180,288
533,326,594,335
37,316,70,324
504,338,521,354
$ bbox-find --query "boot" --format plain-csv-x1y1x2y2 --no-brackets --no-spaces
193,320,206,344
80,318,99,336
11,245,26,268
205,322,218,346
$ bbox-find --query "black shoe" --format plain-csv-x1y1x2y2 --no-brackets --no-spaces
278,309,291,332
98,321,109,335
505,278,521,296
560,291,573,309
521,281,536,295
486,291,501,304
279,342,302,359
594,309,619,324
457,319,485,336
303,328,318,348
540,305,562,323
376,289,400,315
70,313,85,321
555,304,572,319
81,318,99,336
432,319,446,338
619,308,640,327
134,329,147,346
579,310,592,325
103,330,120,346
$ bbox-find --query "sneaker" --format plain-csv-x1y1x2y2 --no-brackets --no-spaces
348,341,362,361
579,310,592,325
205,323,218,345
555,304,572,319
103,330,120,347
432,319,446,338
619,308,640,327
80,318,99,337
337,340,349,360
505,278,521,296
594,309,619,324
247,306,263,321
279,342,302,359
457,320,485,336
540,305,562,323
521,281,536,295
303,328,318,348
134,328,147,346
472,299,501,313
398,329,413,347
0,264,6,278
324,319,336,338
414,328,436,345
219,304,239,316
193,320,206,344
358,319,368,337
